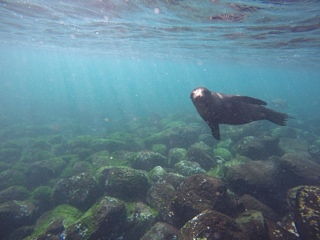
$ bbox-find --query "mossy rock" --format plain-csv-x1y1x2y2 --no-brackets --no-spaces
26,204,82,239
0,185,30,203
148,166,167,183
72,161,94,175
174,161,206,176
214,147,233,161
32,186,52,203
66,196,127,240
68,135,92,149
90,138,126,152
168,148,187,167
87,150,131,168
124,202,158,240
132,151,167,171
52,173,100,211
163,121,187,129
152,144,167,155
224,155,249,168
0,170,26,191
207,164,228,179
0,148,21,163
99,167,150,201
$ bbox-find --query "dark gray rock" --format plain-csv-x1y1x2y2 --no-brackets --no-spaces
52,173,100,211
123,202,158,240
226,160,280,196
277,153,320,187
141,222,179,240
174,160,206,176
293,186,320,240
66,196,127,240
26,158,66,187
0,186,30,204
99,167,149,201
0,170,26,191
186,145,216,170
0,200,38,239
279,138,311,159
233,136,283,160
146,182,175,222
239,194,280,222
180,210,250,240
168,148,187,167
132,151,167,171
226,160,286,214
235,210,268,240
170,174,228,228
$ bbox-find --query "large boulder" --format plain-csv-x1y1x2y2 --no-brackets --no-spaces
239,194,280,222
292,186,320,240
233,136,283,160
174,160,206,176
52,173,100,211
170,174,228,227
0,186,30,204
66,196,127,240
226,159,290,214
123,202,158,240
141,222,179,240
25,204,82,240
235,210,268,240
26,158,66,187
0,200,38,239
146,182,175,222
99,167,149,201
132,151,167,171
0,170,26,191
180,210,250,240
276,153,320,187
167,148,187,167
186,146,216,170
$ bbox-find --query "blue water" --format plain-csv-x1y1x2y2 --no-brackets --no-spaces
1,45,319,132
1,0,319,130
1,0,320,238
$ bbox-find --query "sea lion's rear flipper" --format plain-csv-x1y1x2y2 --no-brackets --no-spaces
229,96,267,106
209,123,221,140
266,109,291,126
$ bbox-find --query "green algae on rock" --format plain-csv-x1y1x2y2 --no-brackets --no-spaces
180,210,250,240
124,201,158,240
294,185,320,240
25,204,82,240
52,173,100,211
213,147,233,161
99,167,150,201
168,148,187,167
174,160,206,176
66,196,126,240
132,151,167,171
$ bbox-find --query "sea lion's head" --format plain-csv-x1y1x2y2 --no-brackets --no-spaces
190,87,211,103
190,87,214,114
190,87,211,99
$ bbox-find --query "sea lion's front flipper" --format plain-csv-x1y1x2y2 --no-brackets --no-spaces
209,123,220,140
229,96,267,106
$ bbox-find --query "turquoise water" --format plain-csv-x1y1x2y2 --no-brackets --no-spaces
1,1,320,238
0,45,319,131
1,0,319,130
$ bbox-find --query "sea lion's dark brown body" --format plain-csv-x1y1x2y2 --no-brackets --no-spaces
190,87,290,140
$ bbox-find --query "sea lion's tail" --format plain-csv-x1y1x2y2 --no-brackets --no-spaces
267,109,291,126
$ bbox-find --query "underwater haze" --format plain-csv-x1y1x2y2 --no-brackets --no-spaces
1,0,320,239
1,0,320,127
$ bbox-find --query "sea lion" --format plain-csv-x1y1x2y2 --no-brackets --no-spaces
190,87,291,140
